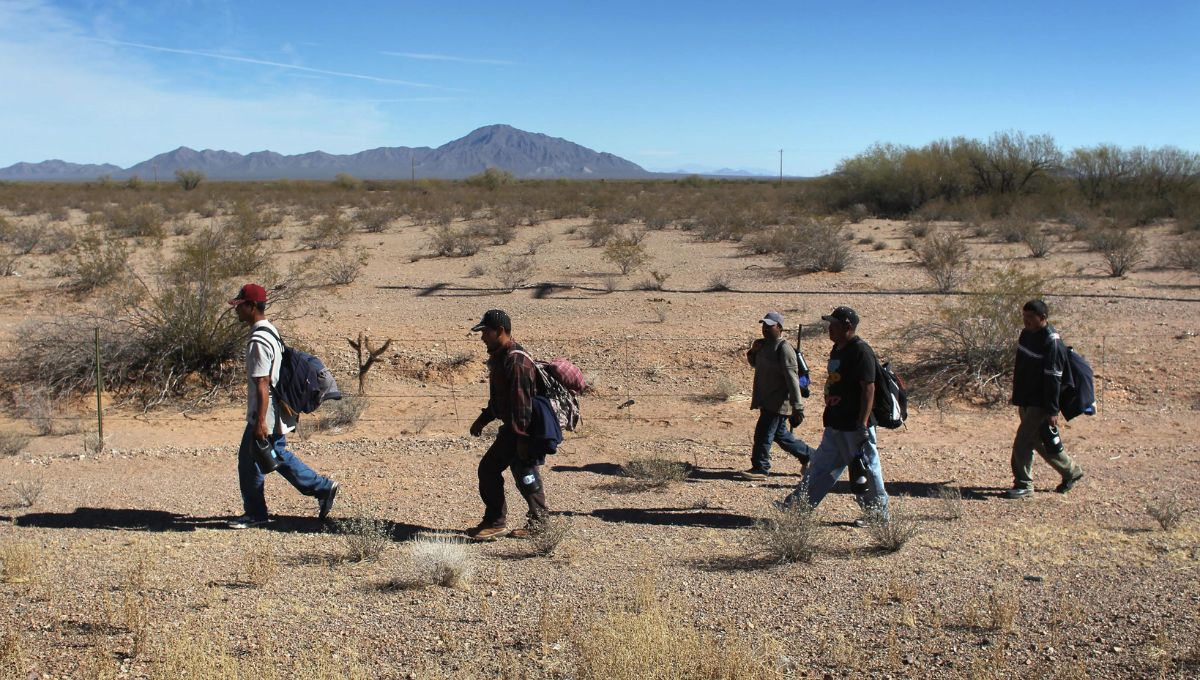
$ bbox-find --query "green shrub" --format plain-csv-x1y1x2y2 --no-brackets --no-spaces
301,211,355,250
62,232,130,292
107,203,167,239
775,220,853,273
175,170,205,191
603,236,649,275
464,167,514,191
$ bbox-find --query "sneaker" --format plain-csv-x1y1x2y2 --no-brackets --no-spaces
1003,487,1033,499
1055,471,1084,494
229,515,268,529
738,468,769,481
318,481,339,520
466,524,510,541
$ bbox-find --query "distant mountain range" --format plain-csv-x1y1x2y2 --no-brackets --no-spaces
0,125,655,181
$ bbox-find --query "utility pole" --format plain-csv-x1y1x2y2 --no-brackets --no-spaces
778,149,784,187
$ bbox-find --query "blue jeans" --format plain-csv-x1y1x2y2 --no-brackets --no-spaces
751,411,815,472
785,426,889,517
237,424,333,519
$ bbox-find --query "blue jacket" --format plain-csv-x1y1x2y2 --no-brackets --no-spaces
529,395,564,456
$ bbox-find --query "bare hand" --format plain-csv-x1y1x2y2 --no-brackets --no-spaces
1046,414,1059,428
253,421,268,442
469,416,486,437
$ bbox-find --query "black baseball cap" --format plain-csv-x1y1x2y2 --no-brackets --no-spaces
471,309,511,333
821,306,860,328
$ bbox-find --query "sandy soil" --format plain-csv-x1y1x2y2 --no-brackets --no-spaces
1,210,1199,678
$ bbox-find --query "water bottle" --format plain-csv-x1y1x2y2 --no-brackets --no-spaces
253,437,279,474
1039,423,1064,458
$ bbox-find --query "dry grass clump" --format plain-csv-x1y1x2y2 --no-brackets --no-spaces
305,395,368,433
241,544,279,587
0,630,24,678
618,457,691,490
748,500,824,564
336,513,393,562
576,578,777,680
411,532,474,588
1145,497,1187,531
0,541,36,584
154,620,368,679
13,478,45,508
0,432,30,457
987,587,1020,632
527,516,573,557
865,499,921,553
934,484,964,521
706,374,739,401
495,254,535,290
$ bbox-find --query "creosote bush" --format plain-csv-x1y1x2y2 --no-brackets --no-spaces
915,230,971,292
603,235,650,275
322,247,369,286
0,432,30,457
60,232,130,292
428,225,480,257
1089,228,1146,277
495,254,535,290
174,169,205,191
902,265,1047,403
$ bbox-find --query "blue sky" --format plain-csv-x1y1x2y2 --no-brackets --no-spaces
1,0,1197,175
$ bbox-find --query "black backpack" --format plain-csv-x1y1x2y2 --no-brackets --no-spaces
1059,347,1096,421
872,359,908,429
250,326,342,418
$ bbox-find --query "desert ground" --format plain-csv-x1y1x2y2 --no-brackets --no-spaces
1,188,1198,679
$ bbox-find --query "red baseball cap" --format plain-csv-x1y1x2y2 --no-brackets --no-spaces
228,283,267,306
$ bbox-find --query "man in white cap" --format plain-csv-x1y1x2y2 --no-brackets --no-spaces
740,311,814,480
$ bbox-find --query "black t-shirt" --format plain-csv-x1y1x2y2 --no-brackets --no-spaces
822,336,877,431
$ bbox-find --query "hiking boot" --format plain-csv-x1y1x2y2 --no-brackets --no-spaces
466,524,510,541
738,468,769,481
1003,487,1033,500
229,515,269,530
1055,471,1084,494
318,481,339,520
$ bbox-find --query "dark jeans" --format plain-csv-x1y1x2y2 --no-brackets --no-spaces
478,425,548,528
751,410,815,473
237,424,333,519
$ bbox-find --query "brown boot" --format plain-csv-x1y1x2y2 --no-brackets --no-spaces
466,523,510,541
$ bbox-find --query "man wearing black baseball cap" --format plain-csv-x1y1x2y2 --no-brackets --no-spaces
781,306,890,523
466,309,549,540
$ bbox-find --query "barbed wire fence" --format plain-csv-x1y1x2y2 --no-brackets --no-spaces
5,331,1197,449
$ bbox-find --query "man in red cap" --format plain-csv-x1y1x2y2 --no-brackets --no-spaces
227,283,339,529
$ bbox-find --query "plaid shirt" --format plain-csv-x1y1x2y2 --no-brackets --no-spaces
486,341,537,436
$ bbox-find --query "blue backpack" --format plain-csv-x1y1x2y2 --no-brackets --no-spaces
251,326,342,418
1059,347,1096,421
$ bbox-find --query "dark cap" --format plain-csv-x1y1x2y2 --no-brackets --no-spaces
821,306,859,328
228,283,267,306
759,311,784,327
471,309,511,333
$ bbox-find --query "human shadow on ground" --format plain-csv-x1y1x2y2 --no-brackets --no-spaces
4,507,398,534
821,481,998,500
550,462,624,477
592,506,755,529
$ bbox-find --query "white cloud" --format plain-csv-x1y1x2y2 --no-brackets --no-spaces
380,51,515,66
0,1,447,166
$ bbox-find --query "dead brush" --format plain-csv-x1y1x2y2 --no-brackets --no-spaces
526,516,573,557
0,432,30,457
987,587,1020,633
13,478,44,508
410,532,474,589
1145,497,1187,531
616,457,691,491
308,395,369,433
576,577,777,680
865,499,921,553
747,499,824,564
336,513,393,562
